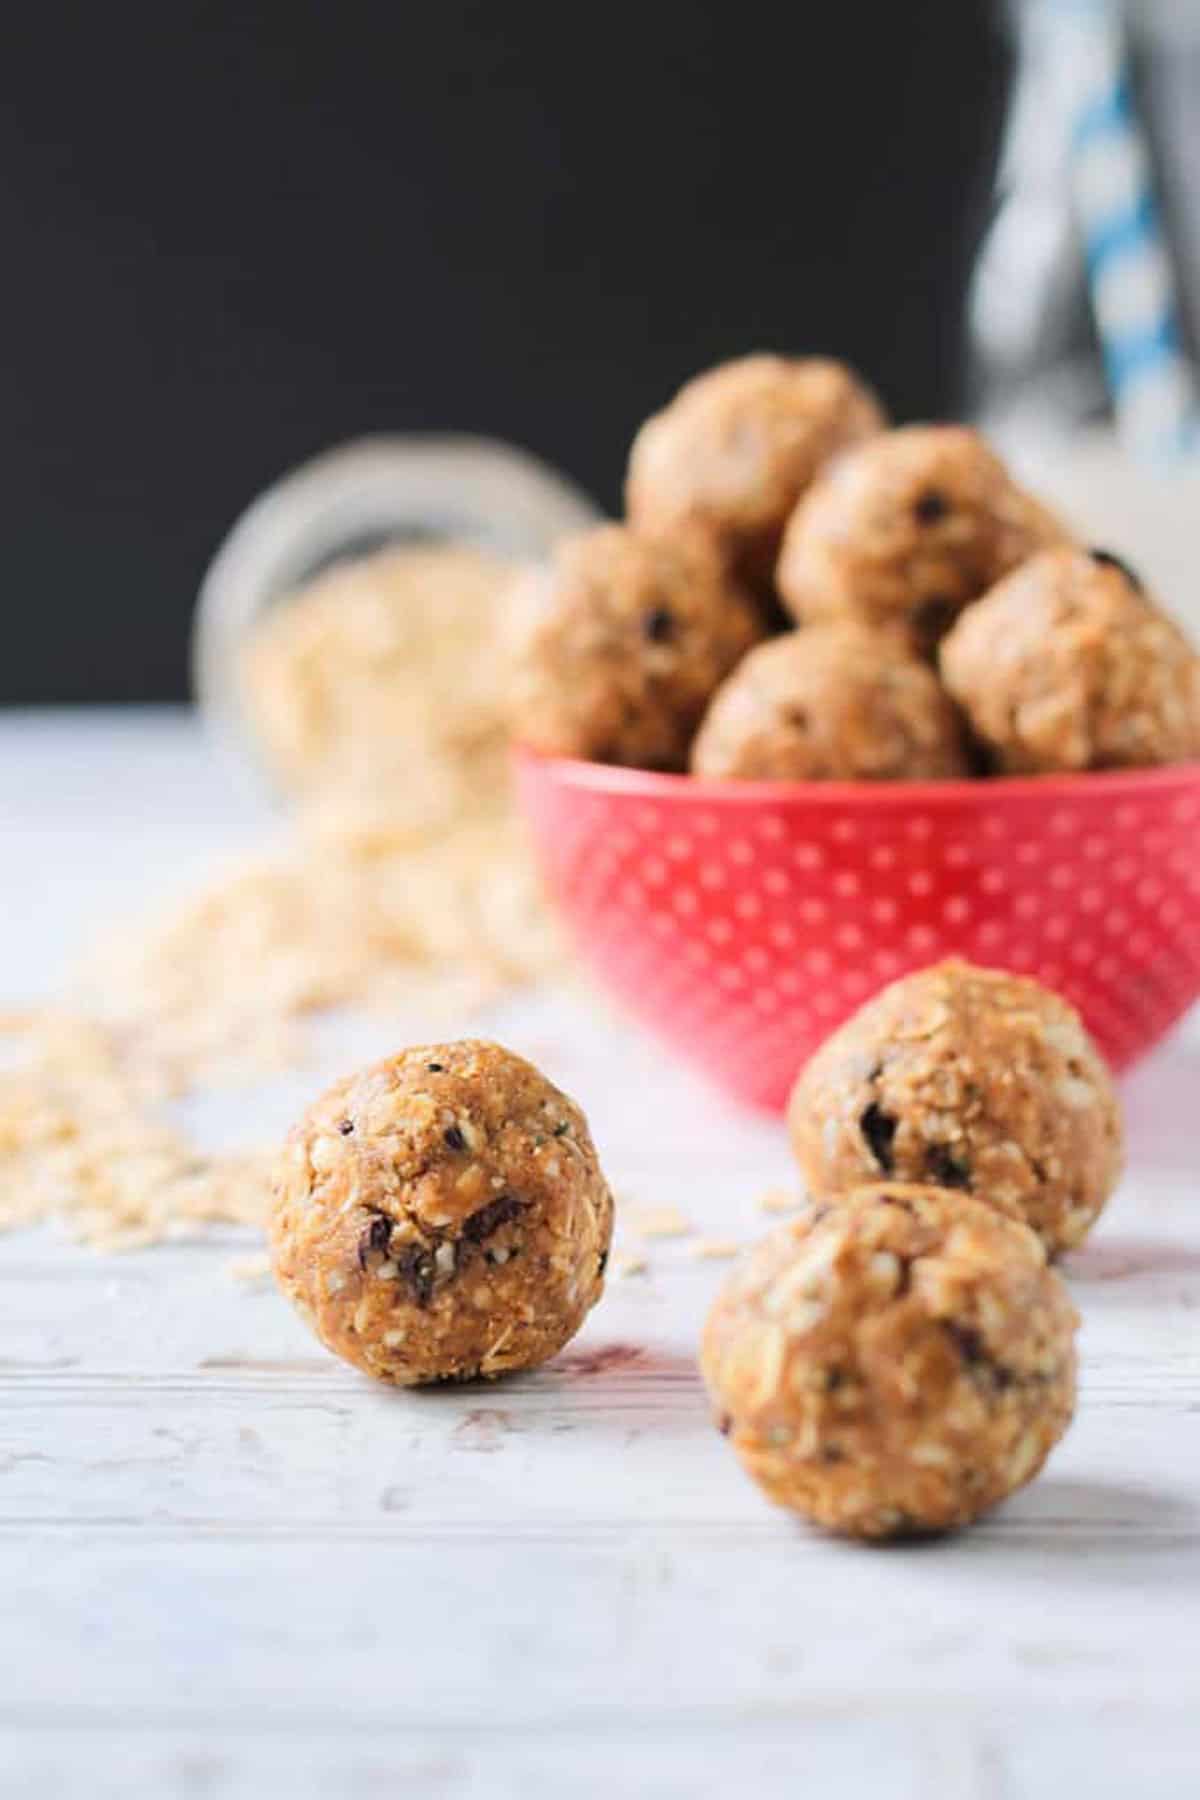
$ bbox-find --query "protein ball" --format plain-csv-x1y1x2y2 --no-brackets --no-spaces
690,624,970,782
788,959,1123,1257
508,523,763,771
776,424,1067,656
269,1040,614,1385
700,1185,1078,1539
939,544,1200,773
625,354,885,596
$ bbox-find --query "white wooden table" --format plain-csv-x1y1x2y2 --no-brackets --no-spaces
2,709,1199,1799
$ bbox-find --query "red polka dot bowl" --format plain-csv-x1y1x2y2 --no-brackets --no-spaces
514,749,1200,1112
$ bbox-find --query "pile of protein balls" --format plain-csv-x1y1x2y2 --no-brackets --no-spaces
510,353,1200,778
268,957,1123,1542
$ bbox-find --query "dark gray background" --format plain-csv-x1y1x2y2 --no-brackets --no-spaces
0,0,1007,702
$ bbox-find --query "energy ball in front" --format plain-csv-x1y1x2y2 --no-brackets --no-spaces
269,1041,614,1385
701,1185,1078,1539
788,959,1123,1257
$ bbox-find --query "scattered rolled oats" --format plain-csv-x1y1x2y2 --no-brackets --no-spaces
757,1188,803,1216
621,1204,693,1241
612,1251,648,1278
0,1011,273,1250
225,1251,273,1286
689,1238,741,1261
75,803,562,1091
1,548,564,1256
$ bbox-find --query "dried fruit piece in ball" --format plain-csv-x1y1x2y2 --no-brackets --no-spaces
690,623,971,782
507,523,764,771
787,959,1123,1256
269,1040,614,1385
700,1184,1078,1539
776,424,1067,656
625,353,885,596
939,545,1200,773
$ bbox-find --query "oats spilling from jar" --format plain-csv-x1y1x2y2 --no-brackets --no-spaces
76,803,561,1089
240,545,522,818
75,546,563,1086
3,546,564,1249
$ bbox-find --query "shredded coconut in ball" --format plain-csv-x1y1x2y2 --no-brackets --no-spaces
702,1185,1079,1537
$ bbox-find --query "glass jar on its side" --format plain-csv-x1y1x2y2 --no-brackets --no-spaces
192,434,601,794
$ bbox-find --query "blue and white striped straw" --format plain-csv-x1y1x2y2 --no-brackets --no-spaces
1060,0,1199,462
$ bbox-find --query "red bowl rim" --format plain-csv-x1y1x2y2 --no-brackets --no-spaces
513,745,1200,810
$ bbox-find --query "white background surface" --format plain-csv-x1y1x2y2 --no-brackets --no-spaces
2,710,1199,1799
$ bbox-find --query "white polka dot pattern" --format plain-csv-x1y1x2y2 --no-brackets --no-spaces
515,757,1200,1112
